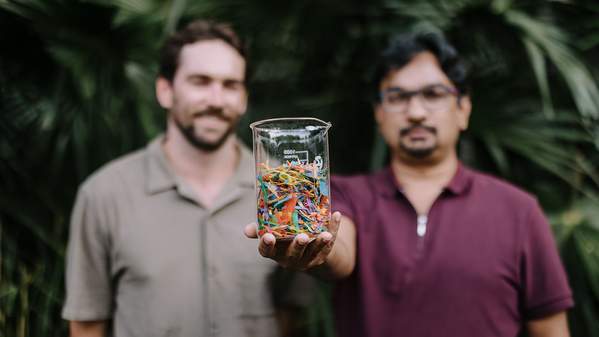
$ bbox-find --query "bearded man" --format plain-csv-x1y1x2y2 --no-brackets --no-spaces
63,19,279,337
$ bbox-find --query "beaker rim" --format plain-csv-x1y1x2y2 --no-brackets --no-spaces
249,117,331,131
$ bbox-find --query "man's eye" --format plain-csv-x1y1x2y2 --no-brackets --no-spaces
224,81,244,90
189,76,211,86
387,92,409,103
422,89,445,100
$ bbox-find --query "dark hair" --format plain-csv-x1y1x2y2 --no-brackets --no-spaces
373,31,469,101
159,19,246,81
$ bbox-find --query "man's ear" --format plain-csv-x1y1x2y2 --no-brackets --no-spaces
156,77,173,109
374,103,384,126
239,89,249,116
457,95,472,131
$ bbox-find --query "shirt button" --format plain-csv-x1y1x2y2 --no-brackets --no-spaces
210,322,219,336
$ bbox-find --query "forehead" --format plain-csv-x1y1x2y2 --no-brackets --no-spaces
380,51,453,90
176,39,246,81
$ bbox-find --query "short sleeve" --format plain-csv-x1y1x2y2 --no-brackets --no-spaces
520,201,574,319
62,185,113,321
331,175,357,222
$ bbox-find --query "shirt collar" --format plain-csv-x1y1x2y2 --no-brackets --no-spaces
145,135,177,195
444,163,472,195
375,161,473,198
229,143,255,189
144,135,255,195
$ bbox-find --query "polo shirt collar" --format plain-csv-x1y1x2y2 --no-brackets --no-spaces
444,163,472,195
145,135,177,195
229,143,255,189
144,135,255,195
376,161,473,198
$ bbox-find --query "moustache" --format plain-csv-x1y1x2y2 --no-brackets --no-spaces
400,125,437,137
192,108,233,122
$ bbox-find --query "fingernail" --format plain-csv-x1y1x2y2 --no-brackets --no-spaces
297,234,309,245
264,235,274,245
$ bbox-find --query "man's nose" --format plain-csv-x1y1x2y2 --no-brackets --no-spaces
206,83,225,108
405,95,427,122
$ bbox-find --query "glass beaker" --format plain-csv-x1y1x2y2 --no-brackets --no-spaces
250,118,332,241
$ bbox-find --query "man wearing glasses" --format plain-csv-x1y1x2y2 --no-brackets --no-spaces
247,32,573,337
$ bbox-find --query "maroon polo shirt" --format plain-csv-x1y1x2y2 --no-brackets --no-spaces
331,164,573,337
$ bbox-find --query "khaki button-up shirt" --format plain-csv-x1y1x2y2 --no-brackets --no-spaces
63,136,279,337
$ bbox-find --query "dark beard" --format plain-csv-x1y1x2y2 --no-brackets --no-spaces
174,108,237,152
399,125,437,159
399,142,435,158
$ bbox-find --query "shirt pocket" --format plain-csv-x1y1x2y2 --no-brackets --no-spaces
235,263,276,317
234,263,280,337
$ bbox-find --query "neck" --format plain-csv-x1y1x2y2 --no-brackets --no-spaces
162,124,239,185
391,150,459,188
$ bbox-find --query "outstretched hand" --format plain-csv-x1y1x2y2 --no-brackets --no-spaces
244,211,342,271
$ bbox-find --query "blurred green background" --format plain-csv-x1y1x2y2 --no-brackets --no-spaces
1,0,598,336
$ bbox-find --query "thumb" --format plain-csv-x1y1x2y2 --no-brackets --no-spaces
244,223,259,238
328,211,342,235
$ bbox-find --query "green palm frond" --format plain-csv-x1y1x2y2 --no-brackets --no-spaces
467,100,598,195
1,2,167,335
553,197,599,337
522,38,554,117
503,9,599,120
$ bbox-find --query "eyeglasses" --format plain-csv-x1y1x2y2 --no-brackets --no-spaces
379,84,459,113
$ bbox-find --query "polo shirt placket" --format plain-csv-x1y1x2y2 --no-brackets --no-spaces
170,145,262,337
399,169,470,288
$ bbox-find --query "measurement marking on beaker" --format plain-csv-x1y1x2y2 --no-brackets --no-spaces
314,156,323,170
283,149,309,165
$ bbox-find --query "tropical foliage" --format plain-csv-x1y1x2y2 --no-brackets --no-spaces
1,0,598,336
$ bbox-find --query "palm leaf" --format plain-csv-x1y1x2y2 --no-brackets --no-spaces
504,9,599,120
